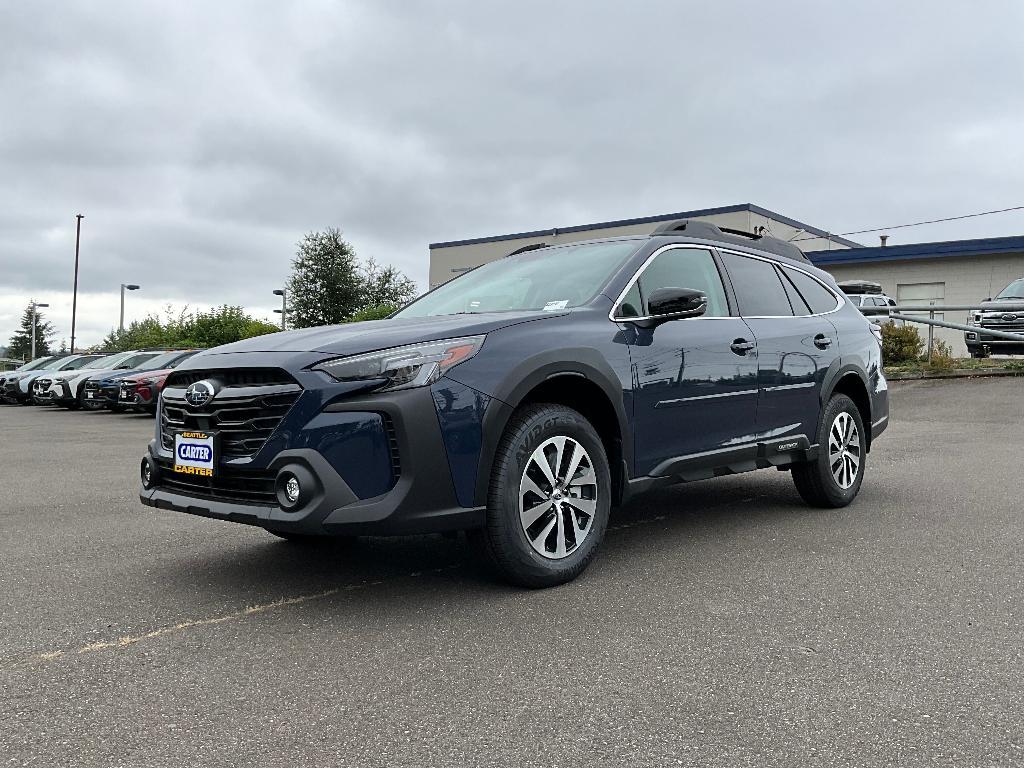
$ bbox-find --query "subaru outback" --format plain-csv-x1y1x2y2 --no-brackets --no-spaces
139,220,888,587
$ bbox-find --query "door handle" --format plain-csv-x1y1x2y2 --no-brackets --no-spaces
730,338,755,355
814,334,833,349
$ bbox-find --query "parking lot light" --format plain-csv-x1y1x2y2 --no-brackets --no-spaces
273,289,287,330
120,284,141,332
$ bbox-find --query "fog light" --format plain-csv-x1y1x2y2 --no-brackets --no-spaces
141,458,156,490
285,476,300,503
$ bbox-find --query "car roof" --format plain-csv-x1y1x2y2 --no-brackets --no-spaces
516,219,813,269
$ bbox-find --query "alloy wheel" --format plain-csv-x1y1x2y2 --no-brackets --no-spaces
828,411,861,490
519,436,598,559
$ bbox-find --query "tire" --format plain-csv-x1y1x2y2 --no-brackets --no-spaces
476,403,611,588
792,394,866,508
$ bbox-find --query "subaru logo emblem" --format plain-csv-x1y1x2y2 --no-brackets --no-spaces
184,380,216,408
1002,313,1017,322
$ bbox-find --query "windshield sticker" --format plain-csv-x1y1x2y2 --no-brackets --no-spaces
543,300,569,311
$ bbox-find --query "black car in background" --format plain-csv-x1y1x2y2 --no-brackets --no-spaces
140,219,888,587
965,277,1024,358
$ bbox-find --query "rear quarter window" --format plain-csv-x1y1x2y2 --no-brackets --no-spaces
783,268,840,315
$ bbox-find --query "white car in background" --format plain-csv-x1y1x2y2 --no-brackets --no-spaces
0,356,63,403
47,351,160,410
30,354,104,404
837,281,901,325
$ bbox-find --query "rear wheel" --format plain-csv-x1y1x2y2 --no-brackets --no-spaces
476,404,611,588
792,394,866,508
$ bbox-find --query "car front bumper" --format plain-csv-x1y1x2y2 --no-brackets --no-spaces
139,381,487,536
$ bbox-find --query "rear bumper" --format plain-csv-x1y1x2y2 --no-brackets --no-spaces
139,383,486,536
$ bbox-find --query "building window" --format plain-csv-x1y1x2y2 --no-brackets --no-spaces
896,282,945,320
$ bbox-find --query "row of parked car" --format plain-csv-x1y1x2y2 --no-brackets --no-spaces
0,348,202,414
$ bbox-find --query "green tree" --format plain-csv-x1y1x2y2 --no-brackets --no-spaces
7,301,56,360
285,229,363,328
101,305,279,352
285,229,417,328
360,257,416,310
347,303,399,323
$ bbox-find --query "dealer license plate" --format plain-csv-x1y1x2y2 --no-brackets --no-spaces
173,431,217,477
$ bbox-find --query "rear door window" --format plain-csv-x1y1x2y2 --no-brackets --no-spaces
719,253,794,317
782,267,841,315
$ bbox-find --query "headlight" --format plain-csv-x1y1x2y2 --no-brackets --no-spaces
137,378,157,386
312,336,486,391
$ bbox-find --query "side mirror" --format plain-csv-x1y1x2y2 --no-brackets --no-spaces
640,287,708,326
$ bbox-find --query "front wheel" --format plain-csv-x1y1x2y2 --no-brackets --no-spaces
476,404,611,588
792,394,866,508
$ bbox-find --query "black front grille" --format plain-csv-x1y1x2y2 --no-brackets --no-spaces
154,458,277,506
167,368,295,388
160,368,301,459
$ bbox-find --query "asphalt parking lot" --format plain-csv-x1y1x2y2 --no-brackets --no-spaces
1,378,1022,767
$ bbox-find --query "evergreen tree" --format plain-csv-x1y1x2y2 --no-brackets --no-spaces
7,301,55,360
285,229,418,328
285,229,363,328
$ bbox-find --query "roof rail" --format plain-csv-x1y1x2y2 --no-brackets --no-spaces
505,242,548,257
650,219,810,263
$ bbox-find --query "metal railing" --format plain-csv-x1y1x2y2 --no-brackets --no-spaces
860,301,1024,361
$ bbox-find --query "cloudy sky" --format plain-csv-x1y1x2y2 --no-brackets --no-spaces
3,0,1024,350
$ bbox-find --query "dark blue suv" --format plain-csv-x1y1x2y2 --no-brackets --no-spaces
140,220,888,587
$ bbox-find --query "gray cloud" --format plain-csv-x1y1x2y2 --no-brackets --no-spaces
3,0,1024,348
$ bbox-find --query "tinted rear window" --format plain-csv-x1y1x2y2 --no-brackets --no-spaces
783,268,840,314
720,253,793,316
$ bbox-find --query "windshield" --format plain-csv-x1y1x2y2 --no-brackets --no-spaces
996,279,1024,299
120,352,159,369
37,357,70,371
16,357,55,371
136,350,196,371
395,240,642,318
57,356,95,371
83,352,135,369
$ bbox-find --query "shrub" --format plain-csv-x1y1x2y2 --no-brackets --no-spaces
347,303,398,323
926,339,955,371
881,322,923,365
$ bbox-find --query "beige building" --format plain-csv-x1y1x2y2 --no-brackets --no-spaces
428,203,858,288
428,202,1024,357
811,236,1024,356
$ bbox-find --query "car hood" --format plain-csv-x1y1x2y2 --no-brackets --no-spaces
94,369,148,385
62,368,124,384
200,311,564,357
120,368,173,383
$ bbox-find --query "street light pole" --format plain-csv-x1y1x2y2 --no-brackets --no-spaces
119,284,141,332
31,302,50,360
70,214,83,354
273,289,287,330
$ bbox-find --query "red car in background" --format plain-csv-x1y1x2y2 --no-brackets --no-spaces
116,350,203,414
